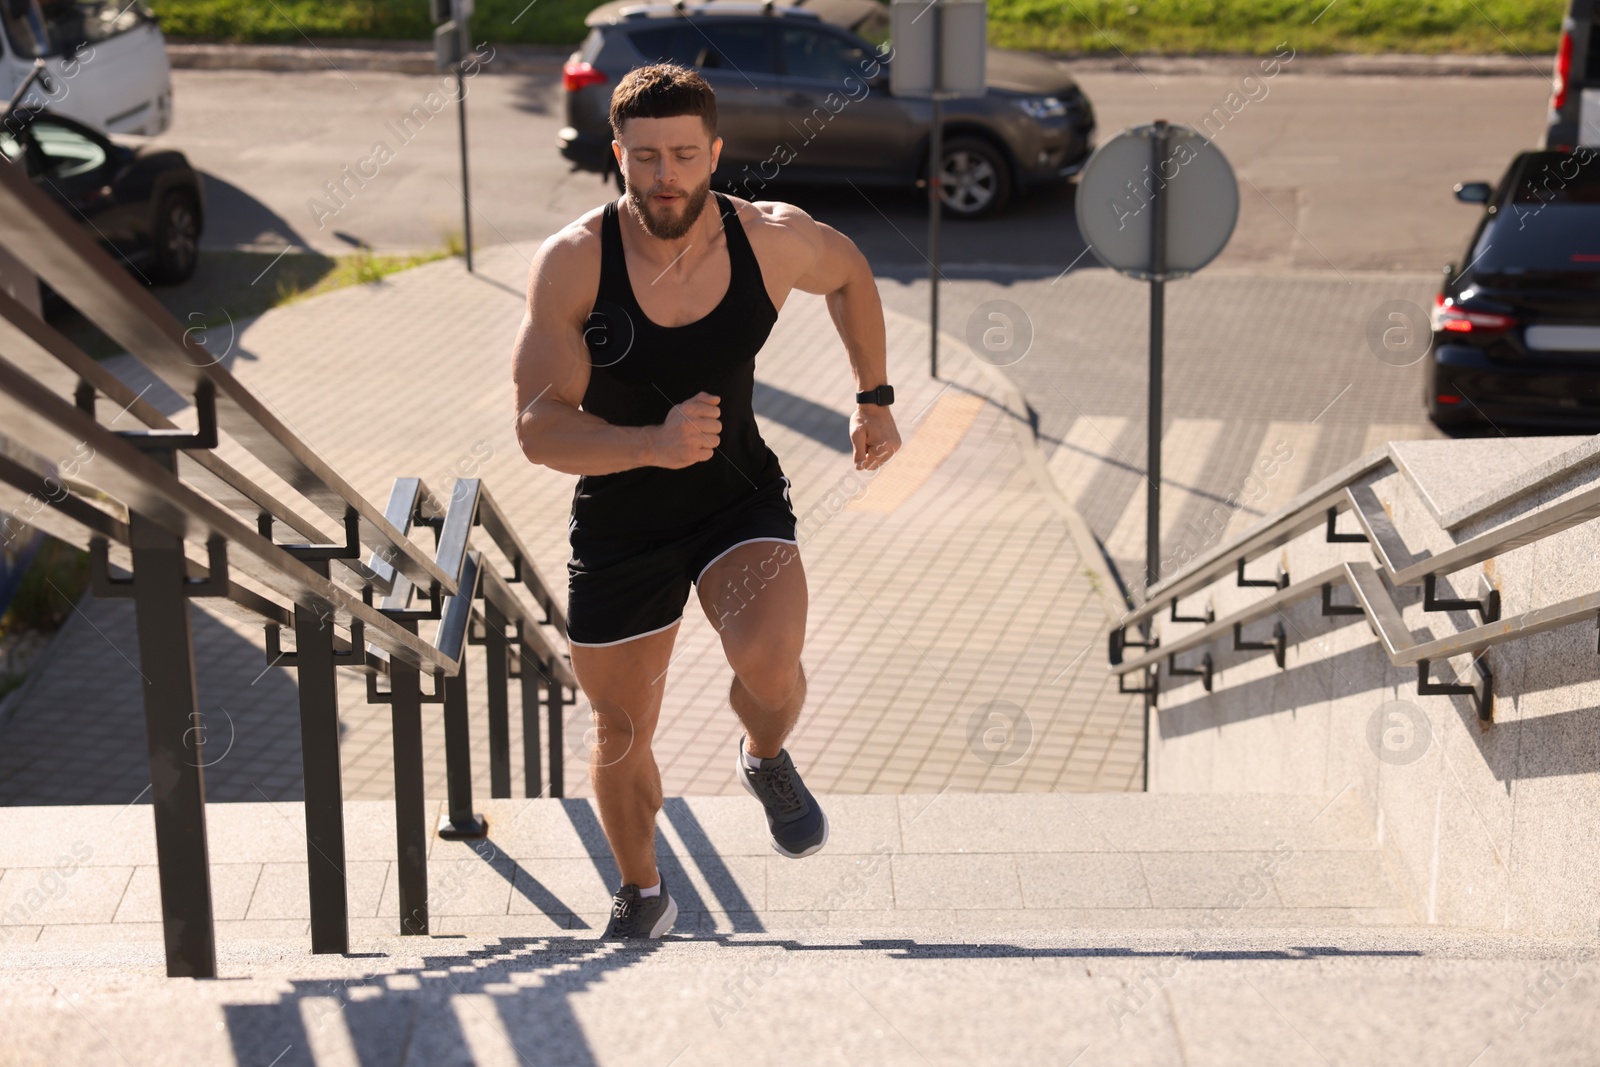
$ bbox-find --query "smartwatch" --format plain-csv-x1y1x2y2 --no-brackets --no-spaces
855,384,895,406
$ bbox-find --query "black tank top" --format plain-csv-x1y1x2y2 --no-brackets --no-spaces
572,191,783,538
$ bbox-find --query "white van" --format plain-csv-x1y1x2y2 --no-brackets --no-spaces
1545,0,1598,149
0,0,172,135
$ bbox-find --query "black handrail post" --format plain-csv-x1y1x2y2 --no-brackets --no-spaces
484,600,511,799
439,651,487,838
388,621,430,935
292,559,349,954
515,620,544,798
128,449,217,978
547,679,565,799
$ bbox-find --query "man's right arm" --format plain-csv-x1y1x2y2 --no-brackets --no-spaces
512,228,721,476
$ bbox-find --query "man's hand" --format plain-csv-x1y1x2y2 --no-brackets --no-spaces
649,391,722,469
851,405,901,471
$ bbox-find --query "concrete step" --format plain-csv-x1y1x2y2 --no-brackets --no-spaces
1,927,1595,1066
0,791,1410,948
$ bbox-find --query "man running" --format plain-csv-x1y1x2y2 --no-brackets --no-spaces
512,64,902,939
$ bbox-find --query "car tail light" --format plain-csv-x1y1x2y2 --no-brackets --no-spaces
1552,28,1573,111
563,61,608,93
1431,293,1516,334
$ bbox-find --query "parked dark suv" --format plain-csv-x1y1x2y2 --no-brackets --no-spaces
1427,149,1600,430
557,0,1095,218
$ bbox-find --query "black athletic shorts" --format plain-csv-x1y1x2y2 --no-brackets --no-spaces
566,475,798,647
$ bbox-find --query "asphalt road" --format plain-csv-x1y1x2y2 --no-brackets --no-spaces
147,65,1551,274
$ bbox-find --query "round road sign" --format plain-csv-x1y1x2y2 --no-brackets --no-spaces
1074,122,1239,281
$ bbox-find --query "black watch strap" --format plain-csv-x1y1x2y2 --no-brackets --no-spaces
855,384,894,406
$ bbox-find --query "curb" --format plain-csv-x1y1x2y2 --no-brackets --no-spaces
167,41,568,75
166,41,1547,78
1051,52,1548,77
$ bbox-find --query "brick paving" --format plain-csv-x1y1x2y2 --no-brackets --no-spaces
0,240,1141,807
874,269,1447,596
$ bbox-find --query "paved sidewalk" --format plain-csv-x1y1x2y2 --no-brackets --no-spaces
0,242,1141,807
875,270,1448,598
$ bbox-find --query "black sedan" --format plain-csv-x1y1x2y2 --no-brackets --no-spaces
0,106,203,285
1428,149,1600,430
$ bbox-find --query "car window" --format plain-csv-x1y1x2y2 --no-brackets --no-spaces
1,0,153,58
1474,205,1600,273
1510,151,1600,205
29,119,106,179
629,22,776,74
629,25,705,67
780,27,870,82
697,22,776,75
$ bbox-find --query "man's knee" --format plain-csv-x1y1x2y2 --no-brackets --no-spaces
734,655,804,710
585,701,656,757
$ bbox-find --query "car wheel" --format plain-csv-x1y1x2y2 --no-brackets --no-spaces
151,190,200,285
936,136,1011,219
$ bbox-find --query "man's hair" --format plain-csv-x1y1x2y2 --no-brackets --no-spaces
609,63,718,141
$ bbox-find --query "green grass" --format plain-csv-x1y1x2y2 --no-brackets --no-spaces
986,0,1562,55
151,0,596,50
148,0,1564,55
0,537,90,638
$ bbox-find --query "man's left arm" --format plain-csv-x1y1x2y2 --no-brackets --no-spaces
789,211,903,471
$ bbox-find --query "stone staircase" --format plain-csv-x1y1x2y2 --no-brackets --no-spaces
0,791,1410,943
4,792,1596,1065
1128,434,1600,945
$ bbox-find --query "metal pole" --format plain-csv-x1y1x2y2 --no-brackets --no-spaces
128,449,216,978
517,622,544,798
457,65,474,273
294,559,349,955
547,680,565,799
1143,120,1171,792
439,651,487,838
484,601,511,799
1145,120,1170,596
927,0,942,379
389,621,429,935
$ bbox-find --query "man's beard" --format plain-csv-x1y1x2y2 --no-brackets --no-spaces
626,174,712,240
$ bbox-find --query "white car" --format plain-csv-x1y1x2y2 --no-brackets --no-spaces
0,0,172,136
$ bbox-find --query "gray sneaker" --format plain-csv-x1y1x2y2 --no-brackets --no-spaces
600,880,678,940
737,738,829,858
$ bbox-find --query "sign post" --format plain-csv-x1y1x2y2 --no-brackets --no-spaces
433,0,475,272
1146,121,1168,596
891,0,986,378
1075,122,1238,597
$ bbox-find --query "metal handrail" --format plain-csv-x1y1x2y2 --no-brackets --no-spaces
1115,461,1600,729
0,139,580,977
0,287,389,590
0,156,453,599
0,453,293,631
473,481,568,639
1118,449,1391,629
0,349,456,673
1110,564,1348,676
1349,479,1600,589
